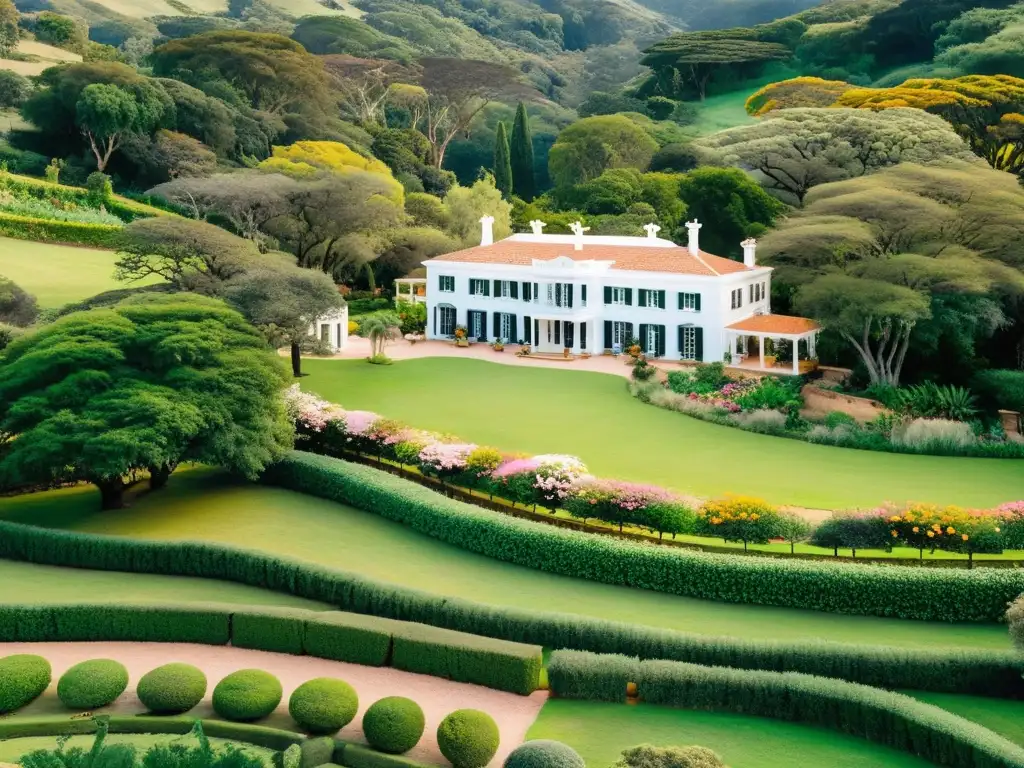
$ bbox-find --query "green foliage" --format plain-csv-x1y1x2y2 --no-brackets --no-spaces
810,513,893,555
33,11,87,53
972,369,1024,413
363,697,425,754
0,654,51,714
212,669,283,722
615,744,726,768
391,624,543,695
292,16,415,59
636,657,1024,768
648,143,698,173
289,678,358,735
0,0,16,58
437,710,500,768
548,115,659,188
890,382,979,421
299,736,335,768
0,70,31,110
504,741,584,768
0,211,122,247
136,663,207,715
262,452,1024,624
547,651,637,702
57,659,129,709
510,103,536,201
0,275,38,327
341,744,435,768
302,611,397,667
0,603,231,644
493,122,513,199
232,607,310,654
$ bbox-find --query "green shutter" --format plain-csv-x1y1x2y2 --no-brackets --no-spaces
438,275,444,290
582,285,587,304
604,320,612,349
678,292,684,310
511,281,519,300
524,282,531,302
554,320,561,345
492,280,500,297
524,316,532,343
433,306,437,336
567,284,574,308
534,319,539,344
695,293,702,312
604,286,612,304
657,290,666,309
695,327,704,362
677,326,684,356
639,324,648,351
484,280,491,297
656,325,666,357
511,315,518,343
581,322,587,350
638,290,647,308
625,288,633,306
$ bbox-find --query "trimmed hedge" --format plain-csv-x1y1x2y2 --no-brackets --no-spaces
547,651,637,703
504,741,585,768
0,654,51,714
0,211,122,247
137,662,207,714
362,697,425,755
437,710,500,768
0,535,1021,700
213,669,283,722
234,607,311,655
289,678,358,735
341,744,435,768
636,658,1024,768
262,453,1024,624
57,659,129,709
391,624,542,695
300,736,336,768
0,716,304,750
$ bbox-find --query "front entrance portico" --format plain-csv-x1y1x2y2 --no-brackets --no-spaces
532,315,595,355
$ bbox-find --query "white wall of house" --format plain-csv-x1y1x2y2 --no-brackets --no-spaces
309,306,349,353
425,259,772,362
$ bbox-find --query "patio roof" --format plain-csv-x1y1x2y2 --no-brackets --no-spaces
727,315,821,337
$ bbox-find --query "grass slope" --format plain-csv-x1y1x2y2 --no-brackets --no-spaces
301,358,1024,510
1,469,1008,649
527,700,931,768
0,238,159,307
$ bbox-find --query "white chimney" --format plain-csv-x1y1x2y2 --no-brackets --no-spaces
480,215,495,246
529,219,547,236
686,220,702,256
643,223,661,240
569,220,590,252
742,238,757,268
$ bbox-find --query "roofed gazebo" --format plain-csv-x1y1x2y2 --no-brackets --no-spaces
726,315,821,376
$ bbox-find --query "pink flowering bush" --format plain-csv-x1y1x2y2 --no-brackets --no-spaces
565,478,695,535
997,501,1024,549
418,441,477,479
493,455,586,511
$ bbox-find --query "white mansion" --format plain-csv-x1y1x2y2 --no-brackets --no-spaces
422,217,820,371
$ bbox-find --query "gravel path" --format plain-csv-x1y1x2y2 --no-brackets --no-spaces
1,642,548,767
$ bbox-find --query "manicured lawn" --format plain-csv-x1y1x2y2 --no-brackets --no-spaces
0,558,329,609
0,238,161,307
0,734,275,763
1,470,1009,649
301,358,1024,510
527,700,931,768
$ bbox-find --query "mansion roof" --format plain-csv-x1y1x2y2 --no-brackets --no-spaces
425,234,757,277
728,315,821,336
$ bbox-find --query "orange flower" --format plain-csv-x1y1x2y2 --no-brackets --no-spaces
961,534,969,541
912,526,920,533
891,530,898,537
927,531,935,538
946,526,955,534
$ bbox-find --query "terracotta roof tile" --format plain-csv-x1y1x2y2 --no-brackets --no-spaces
425,240,754,276
727,315,821,335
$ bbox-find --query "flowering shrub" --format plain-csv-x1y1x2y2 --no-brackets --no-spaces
493,455,587,511
565,479,695,536
394,431,433,466
998,501,1024,549
882,503,1009,563
697,496,782,550
419,442,477,479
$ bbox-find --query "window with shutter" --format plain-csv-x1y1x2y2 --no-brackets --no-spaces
554,321,561,345
581,322,587,350
564,321,574,349
523,282,531,302
493,280,501,297
567,284,574,308
511,315,518,343
749,284,754,303
695,294,701,311
639,323,649,351
625,288,633,306
581,285,587,305
638,290,648,308
493,312,500,338
534,319,539,345
604,286,612,304
656,325,665,357
524,316,531,343
511,281,519,300
604,320,612,348
695,327,704,361
657,290,666,309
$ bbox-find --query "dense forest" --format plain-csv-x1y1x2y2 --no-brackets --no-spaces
1,0,1024,405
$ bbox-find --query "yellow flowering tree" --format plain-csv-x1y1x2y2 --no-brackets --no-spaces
884,503,1007,566
697,496,781,552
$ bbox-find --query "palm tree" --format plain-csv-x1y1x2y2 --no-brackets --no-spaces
360,311,401,359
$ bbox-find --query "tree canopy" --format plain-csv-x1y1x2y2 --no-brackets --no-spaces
0,294,292,508
0,277,38,328
694,107,977,204
548,114,659,188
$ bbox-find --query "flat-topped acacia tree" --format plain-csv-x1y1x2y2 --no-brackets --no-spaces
0,294,293,509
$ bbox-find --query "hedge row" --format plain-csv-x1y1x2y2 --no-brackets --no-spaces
1,514,1022,698
548,651,1024,768
339,743,434,768
0,604,542,696
0,211,122,247
262,453,1024,624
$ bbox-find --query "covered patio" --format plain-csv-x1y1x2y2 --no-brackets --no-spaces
394,278,427,305
726,315,821,376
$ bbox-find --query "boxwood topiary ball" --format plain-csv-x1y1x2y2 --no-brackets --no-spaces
57,659,129,710
212,669,283,722
362,696,425,754
137,663,207,714
288,677,358,735
437,709,500,768
504,741,585,768
0,654,52,714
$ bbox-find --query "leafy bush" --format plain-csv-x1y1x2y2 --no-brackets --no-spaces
0,191,126,225
348,298,391,316
212,669,283,722
289,678,358,735
0,211,122,247
891,418,976,451
547,651,637,703
615,744,726,768
893,382,979,421
636,659,1024,768
363,697,425,754
972,370,1024,414
1009,594,1024,650
504,741,585,768
299,735,335,768
437,710,500,768
0,142,48,176
0,654,51,713
730,409,788,435
696,496,782,550
137,663,207,714
86,172,114,205
824,411,857,429
811,512,893,556
57,659,129,709
731,377,801,412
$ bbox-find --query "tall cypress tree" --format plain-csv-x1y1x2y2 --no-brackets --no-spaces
510,102,536,201
494,121,513,199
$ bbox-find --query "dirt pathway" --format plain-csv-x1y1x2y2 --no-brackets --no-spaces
2,642,548,767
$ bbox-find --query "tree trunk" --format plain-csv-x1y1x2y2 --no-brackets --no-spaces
95,477,126,510
790,541,795,554
148,462,177,491
291,342,302,377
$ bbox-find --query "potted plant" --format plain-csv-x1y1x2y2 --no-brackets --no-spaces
517,344,532,357
453,325,469,347
493,339,505,352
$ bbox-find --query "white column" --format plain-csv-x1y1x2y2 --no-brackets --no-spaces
810,333,817,359
792,338,800,375
730,335,738,363
758,335,765,370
